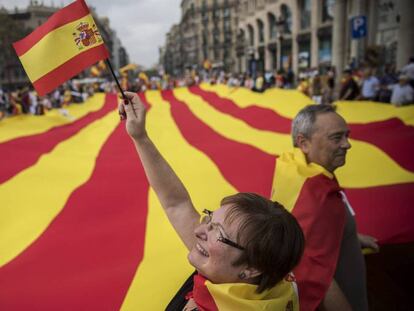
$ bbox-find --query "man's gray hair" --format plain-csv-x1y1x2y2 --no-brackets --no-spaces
291,105,336,147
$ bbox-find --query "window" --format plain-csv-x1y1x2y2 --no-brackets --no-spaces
190,3,195,15
322,0,335,22
299,0,311,29
213,28,220,44
257,19,264,43
280,4,292,34
248,24,254,46
224,19,231,31
214,48,220,60
268,13,277,39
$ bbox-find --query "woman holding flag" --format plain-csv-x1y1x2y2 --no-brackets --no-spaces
119,92,304,311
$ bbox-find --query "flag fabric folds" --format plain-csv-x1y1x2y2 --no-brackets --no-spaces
13,0,109,95
192,273,299,310
0,85,413,309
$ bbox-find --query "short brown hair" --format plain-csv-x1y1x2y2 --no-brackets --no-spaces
292,105,336,147
221,193,304,293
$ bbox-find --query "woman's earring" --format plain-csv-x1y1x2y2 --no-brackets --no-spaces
238,271,246,280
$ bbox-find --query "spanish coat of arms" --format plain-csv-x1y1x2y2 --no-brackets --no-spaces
72,21,102,50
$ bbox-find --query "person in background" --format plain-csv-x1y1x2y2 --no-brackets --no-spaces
359,68,379,100
310,73,323,105
401,56,414,88
254,72,265,92
390,75,414,106
339,69,359,100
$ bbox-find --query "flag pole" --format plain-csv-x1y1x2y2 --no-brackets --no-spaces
105,59,125,97
105,58,136,118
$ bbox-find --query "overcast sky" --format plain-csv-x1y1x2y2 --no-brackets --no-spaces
1,0,182,68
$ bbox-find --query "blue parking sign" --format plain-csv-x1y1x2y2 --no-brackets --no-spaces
351,15,367,39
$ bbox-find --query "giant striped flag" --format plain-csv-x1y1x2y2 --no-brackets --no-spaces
13,0,109,96
0,85,413,309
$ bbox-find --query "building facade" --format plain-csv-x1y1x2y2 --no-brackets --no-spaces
162,0,414,77
163,0,239,76
237,0,338,75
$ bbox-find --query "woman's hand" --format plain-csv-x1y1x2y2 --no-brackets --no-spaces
119,91,147,140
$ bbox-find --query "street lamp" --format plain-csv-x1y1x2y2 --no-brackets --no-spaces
275,16,285,71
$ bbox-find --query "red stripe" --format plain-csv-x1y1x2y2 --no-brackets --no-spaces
0,93,116,184
32,44,109,96
348,119,414,172
189,85,292,133
0,96,149,309
190,86,414,173
290,174,346,311
161,90,275,197
13,0,90,56
346,183,414,244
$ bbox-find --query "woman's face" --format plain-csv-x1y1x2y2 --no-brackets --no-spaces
187,204,245,284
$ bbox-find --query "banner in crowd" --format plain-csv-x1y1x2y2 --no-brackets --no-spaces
0,85,413,309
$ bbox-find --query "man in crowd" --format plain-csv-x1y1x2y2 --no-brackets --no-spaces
401,56,414,88
390,74,414,106
271,105,378,311
339,69,359,100
359,68,379,100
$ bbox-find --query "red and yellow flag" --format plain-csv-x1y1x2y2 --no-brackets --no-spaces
13,0,109,95
0,85,413,309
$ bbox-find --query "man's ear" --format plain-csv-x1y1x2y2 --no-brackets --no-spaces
296,133,310,154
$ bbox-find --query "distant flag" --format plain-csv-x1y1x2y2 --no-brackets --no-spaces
98,60,107,71
90,66,100,77
13,0,109,96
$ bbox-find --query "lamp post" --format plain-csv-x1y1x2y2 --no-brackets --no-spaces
275,16,285,71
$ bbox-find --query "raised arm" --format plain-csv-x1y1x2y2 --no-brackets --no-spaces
120,91,199,250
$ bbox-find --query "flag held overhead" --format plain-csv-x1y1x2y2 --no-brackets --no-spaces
13,0,109,96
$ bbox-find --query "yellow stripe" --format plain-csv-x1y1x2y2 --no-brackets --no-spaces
336,100,414,126
201,84,414,126
0,93,106,143
175,87,414,187
19,14,103,82
200,83,312,119
271,163,307,212
173,87,292,155
336,139,414,188
0,110,118,267
120,91,237,310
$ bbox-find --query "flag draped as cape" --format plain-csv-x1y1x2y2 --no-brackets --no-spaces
271,148,346,311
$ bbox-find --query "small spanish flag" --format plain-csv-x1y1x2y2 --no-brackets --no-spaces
13,0,109,96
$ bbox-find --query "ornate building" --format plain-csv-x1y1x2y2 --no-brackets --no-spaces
163,0,239,76
237,0,341,74
162,0,414,77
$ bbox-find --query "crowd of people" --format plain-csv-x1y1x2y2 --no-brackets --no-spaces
2,57,413,121
0,79,118,121
129,57,414,108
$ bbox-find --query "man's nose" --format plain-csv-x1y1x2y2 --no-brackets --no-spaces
342,137,351,149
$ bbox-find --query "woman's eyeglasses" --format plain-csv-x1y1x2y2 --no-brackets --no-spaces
200,209,245,251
